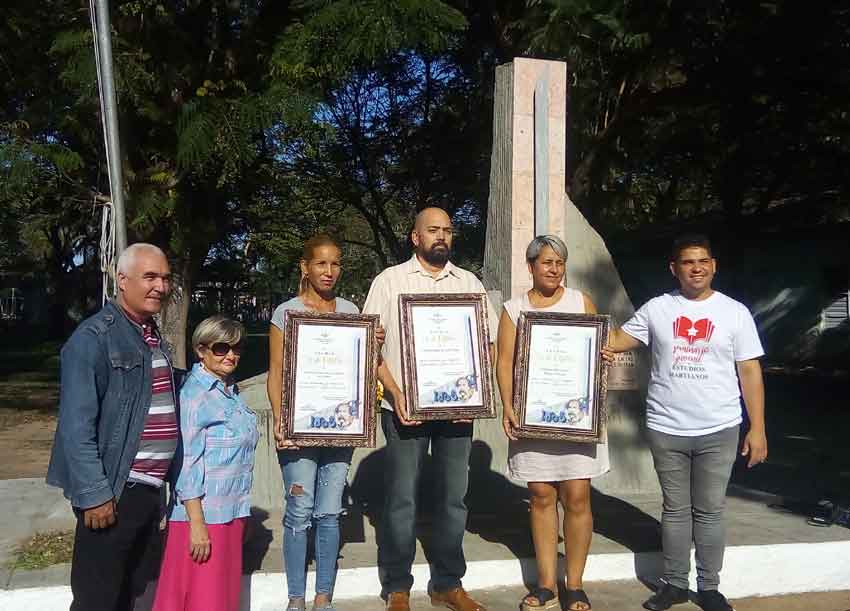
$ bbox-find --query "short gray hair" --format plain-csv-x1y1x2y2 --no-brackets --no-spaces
191,315,244,357
117,243,168,274
526,235,568,264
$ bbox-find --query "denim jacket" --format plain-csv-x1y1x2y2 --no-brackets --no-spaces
46,301,172,509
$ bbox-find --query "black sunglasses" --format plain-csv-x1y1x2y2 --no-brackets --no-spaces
208,342,243,356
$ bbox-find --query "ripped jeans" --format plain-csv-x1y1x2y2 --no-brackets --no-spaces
279,447,354,599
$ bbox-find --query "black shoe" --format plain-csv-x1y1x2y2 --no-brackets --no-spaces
643,583,689,611
698,590,734,611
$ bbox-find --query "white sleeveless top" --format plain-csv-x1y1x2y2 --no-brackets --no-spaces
503,287,610,482
504,286,585,325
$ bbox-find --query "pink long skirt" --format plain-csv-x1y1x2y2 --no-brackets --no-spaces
152,518,245,611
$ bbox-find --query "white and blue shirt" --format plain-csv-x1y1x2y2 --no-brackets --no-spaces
169,363,259,524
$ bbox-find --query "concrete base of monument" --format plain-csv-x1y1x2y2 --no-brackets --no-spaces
2,490,849,610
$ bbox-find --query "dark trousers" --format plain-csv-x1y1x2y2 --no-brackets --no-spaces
70,483,163,611
379,410,472,595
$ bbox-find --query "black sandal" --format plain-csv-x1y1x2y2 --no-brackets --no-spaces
520,587,559,610
564,588,592,610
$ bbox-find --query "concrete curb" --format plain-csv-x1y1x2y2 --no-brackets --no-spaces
2,540,849,610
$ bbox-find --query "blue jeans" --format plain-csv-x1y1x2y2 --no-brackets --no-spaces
279,447,354,599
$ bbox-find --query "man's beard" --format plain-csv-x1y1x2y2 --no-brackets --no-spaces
421,243,450,266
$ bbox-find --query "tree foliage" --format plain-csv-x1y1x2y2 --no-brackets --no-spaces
518,1,850,233
1,0,847,348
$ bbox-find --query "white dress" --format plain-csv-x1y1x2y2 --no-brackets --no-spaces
504,287,611,482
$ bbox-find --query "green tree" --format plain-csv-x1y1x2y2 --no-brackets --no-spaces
3,0,470,364
519,1,850,234
1,3,101,329
4,0,847,358
261,0,469,270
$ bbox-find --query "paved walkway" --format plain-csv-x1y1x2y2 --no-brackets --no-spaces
3,582,849,611
237,486,850,576
1,478,849,610
3,479,849,593
4,485,850,588
341,584,850,611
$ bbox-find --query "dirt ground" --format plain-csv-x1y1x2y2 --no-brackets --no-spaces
0,337,61,480
0,409,56,479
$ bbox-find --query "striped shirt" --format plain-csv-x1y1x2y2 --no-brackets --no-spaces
169,363,259,524
127,322,178,487
362,255,498,411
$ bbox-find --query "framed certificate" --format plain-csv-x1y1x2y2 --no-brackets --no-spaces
512,312,610,442
398,293,495,421
280,311,379,447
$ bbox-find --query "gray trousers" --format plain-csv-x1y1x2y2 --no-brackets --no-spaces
647,425,739,591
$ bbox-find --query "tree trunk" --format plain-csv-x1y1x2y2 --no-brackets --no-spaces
159,259,192,369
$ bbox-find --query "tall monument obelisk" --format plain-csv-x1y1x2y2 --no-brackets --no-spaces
482,57,657,494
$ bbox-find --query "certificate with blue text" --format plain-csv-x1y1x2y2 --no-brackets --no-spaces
399,293,496,421
280,311,379,447
512,312,610,442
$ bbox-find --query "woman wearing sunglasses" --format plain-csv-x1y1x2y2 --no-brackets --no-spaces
268,234,383,611
153,315,259,611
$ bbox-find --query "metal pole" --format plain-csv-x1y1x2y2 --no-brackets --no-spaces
94,0,127,253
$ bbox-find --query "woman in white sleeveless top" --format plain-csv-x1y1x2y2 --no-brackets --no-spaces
496,235,609,611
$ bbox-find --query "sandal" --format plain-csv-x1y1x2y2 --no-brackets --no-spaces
521,587,560,610
564,589,592,611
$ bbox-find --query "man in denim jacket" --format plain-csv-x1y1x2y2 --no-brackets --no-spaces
47,243,177,611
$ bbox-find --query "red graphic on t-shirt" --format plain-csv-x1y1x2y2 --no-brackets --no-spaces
673,316,715,345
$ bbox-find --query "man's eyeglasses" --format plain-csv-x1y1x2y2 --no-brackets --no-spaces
207,342,243,356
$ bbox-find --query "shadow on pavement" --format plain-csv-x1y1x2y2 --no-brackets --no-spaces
243,506,275,573
728,371,850,524
349,438,664,591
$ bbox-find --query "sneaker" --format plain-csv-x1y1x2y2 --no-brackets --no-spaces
698,590,734,611
643,583,689,610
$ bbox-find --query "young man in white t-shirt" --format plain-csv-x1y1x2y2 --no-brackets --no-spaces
607,235,768,611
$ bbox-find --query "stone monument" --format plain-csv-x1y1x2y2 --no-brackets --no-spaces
242,57,657,512
482,57,657,494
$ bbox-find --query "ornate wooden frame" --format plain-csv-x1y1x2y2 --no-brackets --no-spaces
512,311,610,442
398,293,496,421
280,311,379,447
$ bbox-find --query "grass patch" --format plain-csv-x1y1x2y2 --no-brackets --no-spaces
11,531,74,570
0,341,61,380
0,325,61,413
0,378,60,415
